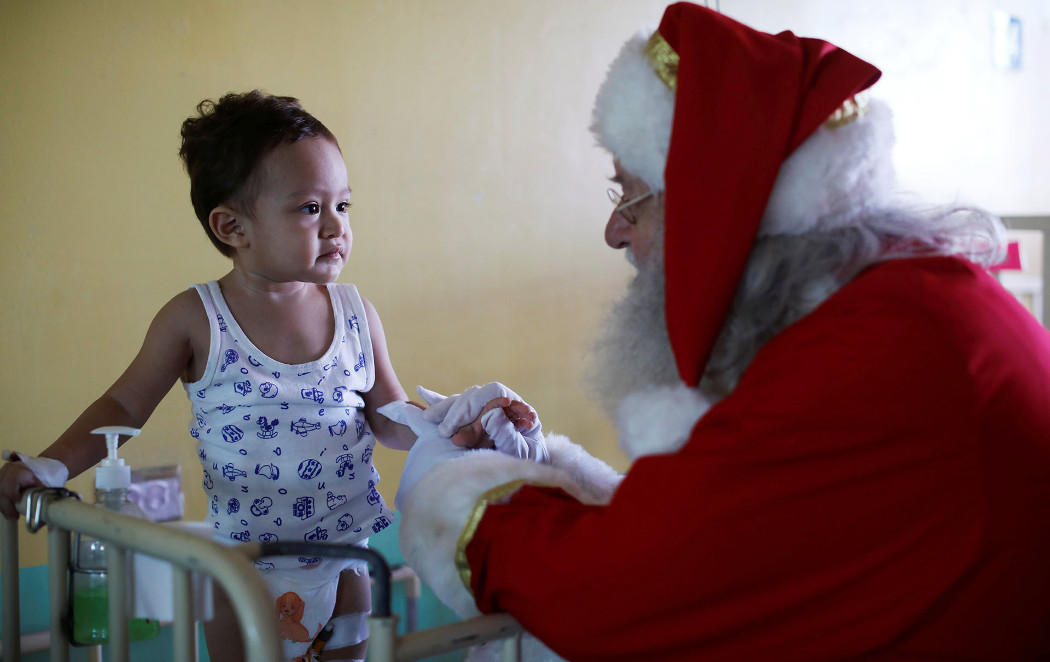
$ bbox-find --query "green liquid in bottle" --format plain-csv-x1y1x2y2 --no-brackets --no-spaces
72,584,160,644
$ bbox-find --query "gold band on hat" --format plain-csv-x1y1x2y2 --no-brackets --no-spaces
645,30,866,130
823,92,868,129
646,31,679,91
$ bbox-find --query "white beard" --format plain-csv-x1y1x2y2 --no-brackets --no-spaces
587,248,679,418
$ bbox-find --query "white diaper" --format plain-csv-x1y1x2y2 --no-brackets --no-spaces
262,566,339,661
258,549,372,661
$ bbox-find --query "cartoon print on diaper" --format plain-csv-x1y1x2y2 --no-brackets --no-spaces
256,416,279,439
337,513,353,531
202,470,214,490
254,560,275,571
361,446,372,465
335,453,354,479
332,386,347,403
353,352,366,372
348,315,359,332
259,382,278,399
210,495,219,515
304,526,328,542
297,459,322,480
230,530,250,542
216,313,228,333
255,463,279,480
328,420,347,437
292,497,314,520
248,355,263,367
257,532,278,543
222,463,247,481
326,491,347,510
221,425,243,443
217,403,237,415
251,497,273,517
290,418,320,436
301,387,324,405
234,380,252,396
227,498,240,515
220,349,238,372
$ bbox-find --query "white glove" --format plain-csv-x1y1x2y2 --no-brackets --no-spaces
418,383,549,463
377,401,467,511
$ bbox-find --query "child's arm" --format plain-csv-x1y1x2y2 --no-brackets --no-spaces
0,291,201,517
359,296,417,451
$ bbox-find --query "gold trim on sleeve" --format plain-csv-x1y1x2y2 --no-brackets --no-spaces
646,31,679,91
454,479,530,592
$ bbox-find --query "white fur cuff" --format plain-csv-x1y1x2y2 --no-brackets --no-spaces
398,435,621,619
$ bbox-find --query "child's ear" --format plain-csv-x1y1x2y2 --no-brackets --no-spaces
209,205,247,250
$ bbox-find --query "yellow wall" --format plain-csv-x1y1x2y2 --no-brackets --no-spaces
0,0,669,566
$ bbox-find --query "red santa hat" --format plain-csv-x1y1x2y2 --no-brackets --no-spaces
592,2,885,387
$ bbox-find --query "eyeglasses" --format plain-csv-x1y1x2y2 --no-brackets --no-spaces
607,188,655,225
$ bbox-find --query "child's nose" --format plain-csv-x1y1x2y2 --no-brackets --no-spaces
321,210,345,238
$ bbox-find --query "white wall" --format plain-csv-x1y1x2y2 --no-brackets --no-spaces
722,0,1050,216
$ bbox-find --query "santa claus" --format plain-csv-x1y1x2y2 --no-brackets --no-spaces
382,3,1050,660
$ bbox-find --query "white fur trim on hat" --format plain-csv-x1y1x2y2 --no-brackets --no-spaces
591,31,896,236
616,383,712,461
591,31,674,194
759,98,896,235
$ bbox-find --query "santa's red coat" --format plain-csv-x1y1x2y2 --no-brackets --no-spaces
465,256,1050,660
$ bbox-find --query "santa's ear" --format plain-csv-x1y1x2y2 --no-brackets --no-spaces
209,204,247,250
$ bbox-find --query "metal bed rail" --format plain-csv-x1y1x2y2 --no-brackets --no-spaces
2,488,524,662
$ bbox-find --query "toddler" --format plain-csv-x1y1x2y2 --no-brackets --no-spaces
0,90,417,662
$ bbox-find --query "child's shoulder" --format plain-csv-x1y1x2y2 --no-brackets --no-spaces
150,287,209,337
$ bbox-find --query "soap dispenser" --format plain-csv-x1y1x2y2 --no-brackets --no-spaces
70,426,160,645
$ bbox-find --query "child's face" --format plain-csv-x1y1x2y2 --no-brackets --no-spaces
236,136,351,285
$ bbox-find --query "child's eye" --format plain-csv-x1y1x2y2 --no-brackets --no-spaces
301,203,320,215
337,201,351,213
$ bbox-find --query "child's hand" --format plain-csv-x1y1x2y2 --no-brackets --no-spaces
450,398,536,449
0,461,43,519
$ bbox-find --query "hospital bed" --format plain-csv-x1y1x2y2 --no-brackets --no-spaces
2,487,523,662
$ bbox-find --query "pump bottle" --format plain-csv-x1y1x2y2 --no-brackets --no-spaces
70,426,160,645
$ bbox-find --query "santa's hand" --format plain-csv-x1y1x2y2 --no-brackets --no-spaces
378,401,469,510
420,383,548,462
421,382,535,436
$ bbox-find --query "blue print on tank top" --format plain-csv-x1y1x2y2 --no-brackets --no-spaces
184,281,389,572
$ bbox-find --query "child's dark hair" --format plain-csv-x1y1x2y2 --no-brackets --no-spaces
179,90,338,256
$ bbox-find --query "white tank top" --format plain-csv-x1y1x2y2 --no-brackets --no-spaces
184,281,393,571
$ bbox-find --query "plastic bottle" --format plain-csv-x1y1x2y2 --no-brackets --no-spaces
70,426,160,645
